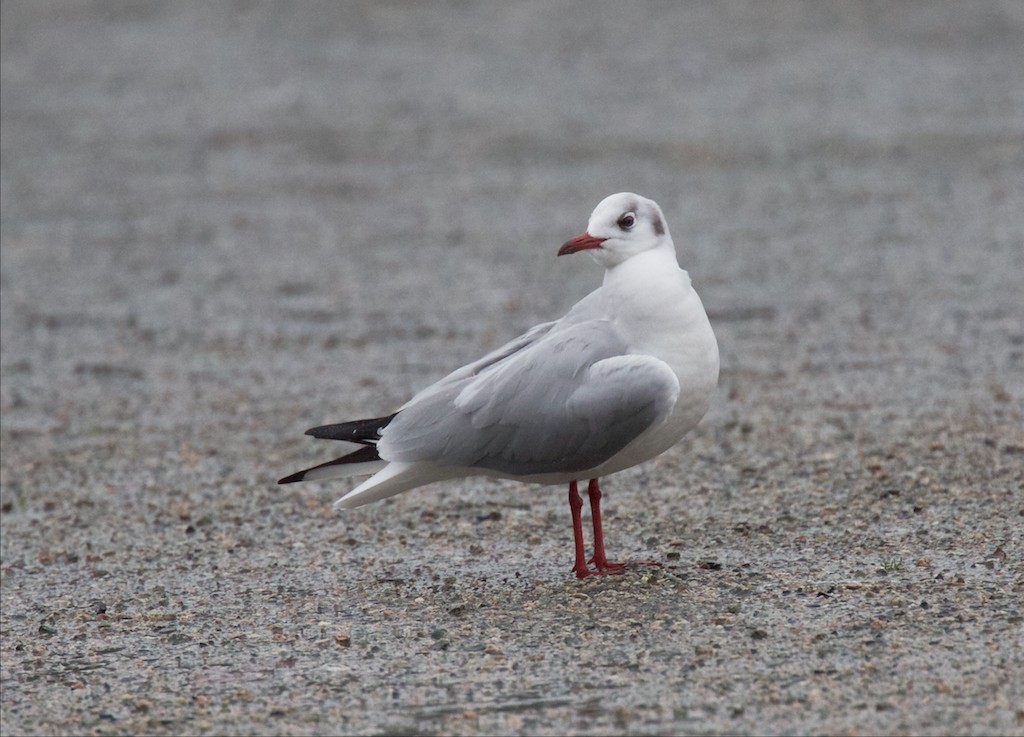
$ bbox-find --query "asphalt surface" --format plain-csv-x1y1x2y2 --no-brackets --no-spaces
2,2,1022,735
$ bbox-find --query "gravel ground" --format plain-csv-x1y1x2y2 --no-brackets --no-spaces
2,2,1023,735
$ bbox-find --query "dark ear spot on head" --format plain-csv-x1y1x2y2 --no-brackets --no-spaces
652,214,665,236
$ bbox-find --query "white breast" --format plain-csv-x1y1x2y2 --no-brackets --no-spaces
587,260,719,477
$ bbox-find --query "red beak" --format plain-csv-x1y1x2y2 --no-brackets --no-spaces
558,232,606,256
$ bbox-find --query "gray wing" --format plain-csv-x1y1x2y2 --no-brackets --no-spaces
377,319,680,476
398,320,557,409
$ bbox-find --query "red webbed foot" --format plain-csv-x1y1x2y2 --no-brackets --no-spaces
588,553,626,573
573,562,625,579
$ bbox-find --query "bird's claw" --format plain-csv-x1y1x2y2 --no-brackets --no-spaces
588,554,626,573
573,563,625,579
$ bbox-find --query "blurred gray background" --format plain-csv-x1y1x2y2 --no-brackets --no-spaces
2,2,1022,735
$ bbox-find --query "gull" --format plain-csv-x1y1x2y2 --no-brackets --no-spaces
279,193,719,578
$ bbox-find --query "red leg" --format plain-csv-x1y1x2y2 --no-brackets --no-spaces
568,479,625,579
568,480,592,579
587,478,625,573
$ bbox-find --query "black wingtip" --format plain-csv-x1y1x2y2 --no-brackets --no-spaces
305,413,398,442
278,444,383,485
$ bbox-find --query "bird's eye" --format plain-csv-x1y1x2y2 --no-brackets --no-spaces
617,213,636,230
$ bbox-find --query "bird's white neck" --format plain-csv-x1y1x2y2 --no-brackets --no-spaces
601,243,684,291
594,242,703,358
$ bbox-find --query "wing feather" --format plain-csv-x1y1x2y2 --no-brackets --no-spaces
378,319,679,476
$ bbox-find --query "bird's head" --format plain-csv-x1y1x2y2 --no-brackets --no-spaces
558,192,672,268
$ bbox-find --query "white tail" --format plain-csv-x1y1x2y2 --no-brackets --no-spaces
333,462,457,509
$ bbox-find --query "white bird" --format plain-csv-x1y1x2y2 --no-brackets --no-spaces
279,193,719,578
